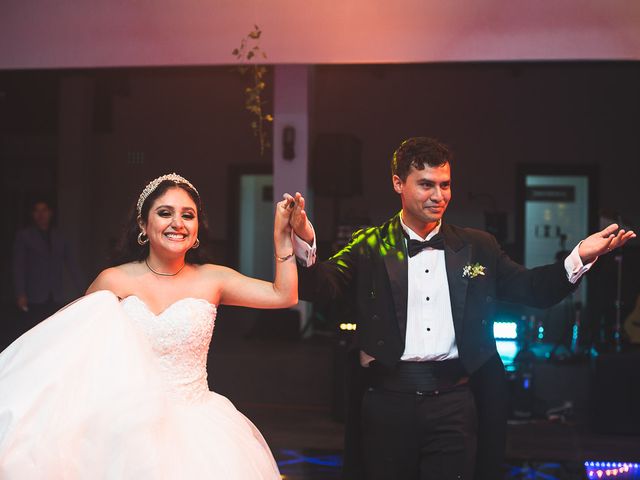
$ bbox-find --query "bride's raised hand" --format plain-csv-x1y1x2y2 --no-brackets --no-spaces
274,193,295,237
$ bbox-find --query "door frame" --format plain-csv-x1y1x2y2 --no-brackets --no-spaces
226,164,272,269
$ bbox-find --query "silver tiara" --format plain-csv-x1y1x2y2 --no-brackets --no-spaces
136,173,199,216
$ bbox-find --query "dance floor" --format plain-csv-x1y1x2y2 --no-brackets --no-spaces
255,405,640,480
273,450,640,480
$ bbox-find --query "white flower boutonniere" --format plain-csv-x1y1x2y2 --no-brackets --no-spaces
463,263,486,279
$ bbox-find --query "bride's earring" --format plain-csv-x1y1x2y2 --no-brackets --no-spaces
137,231,149,246
191,238,200,249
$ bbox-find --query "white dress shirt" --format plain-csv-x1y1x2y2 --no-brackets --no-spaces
399,216,458,361
293,215,594,365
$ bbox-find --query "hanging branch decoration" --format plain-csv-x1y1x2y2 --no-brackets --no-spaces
232,25,273,156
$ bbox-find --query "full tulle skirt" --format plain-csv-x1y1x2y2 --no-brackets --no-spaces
0,291,280,479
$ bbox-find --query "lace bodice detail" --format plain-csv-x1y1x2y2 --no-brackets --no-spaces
121,296,216,402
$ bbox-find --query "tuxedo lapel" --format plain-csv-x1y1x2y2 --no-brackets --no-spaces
381,214,409,343
442,224,471,338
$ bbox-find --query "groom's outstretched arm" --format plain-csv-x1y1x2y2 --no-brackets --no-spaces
495,223,635,308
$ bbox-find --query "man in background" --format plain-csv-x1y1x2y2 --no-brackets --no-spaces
13,199,84,330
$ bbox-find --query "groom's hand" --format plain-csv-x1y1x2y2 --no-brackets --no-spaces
290,192,314,245
578,223,636,264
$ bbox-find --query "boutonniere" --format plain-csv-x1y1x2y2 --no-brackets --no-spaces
463,263,486,279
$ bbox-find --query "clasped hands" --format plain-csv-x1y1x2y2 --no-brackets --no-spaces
278,192,313,244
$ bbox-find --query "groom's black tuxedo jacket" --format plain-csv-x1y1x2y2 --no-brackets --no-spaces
299,212,578,374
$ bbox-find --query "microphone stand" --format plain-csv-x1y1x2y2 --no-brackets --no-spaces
550,233,574,360
613,249,623,353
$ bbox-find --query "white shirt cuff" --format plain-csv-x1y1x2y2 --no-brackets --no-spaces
292,223,317,267
564,242,595,284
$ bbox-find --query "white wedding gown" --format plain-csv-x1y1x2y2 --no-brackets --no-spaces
0,290,281,479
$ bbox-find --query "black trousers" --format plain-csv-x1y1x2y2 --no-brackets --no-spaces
361,364,477,480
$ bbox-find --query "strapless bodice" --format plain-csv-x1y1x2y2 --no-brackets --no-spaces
121,296,216,402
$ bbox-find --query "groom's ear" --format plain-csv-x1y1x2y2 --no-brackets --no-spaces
392,175,404,194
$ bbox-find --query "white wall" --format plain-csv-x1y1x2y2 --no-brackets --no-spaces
2,0,640,69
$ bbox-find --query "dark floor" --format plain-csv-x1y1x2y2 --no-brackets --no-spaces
2,303,639,479
270,451,640,480
239,402,640,479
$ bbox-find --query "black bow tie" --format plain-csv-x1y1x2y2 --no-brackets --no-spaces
406,234,446,257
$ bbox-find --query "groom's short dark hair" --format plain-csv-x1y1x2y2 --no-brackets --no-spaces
391,137,452,181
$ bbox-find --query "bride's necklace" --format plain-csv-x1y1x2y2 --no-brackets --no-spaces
145,258,186,277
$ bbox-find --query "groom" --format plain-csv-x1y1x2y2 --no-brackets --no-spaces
289,137,634,480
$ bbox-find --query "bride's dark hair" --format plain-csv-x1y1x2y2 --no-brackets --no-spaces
110,180,212,266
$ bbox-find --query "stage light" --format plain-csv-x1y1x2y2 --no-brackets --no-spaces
493,321,518,340
496,339,519,366
585,460,639,479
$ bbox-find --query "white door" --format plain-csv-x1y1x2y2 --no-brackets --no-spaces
239,174,274,281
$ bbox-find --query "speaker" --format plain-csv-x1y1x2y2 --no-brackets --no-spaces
590,350,640,434
312,133,362,197
484,211,508,245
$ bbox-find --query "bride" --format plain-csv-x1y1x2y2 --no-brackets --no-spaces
0,173,298,479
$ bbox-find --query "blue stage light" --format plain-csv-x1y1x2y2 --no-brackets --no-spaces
493,321,518,340
496,340,519,367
